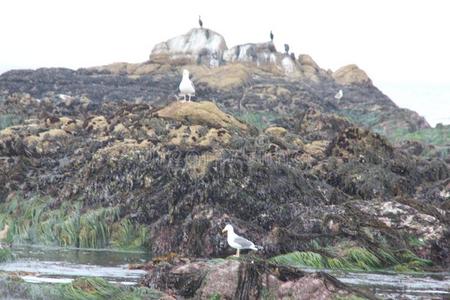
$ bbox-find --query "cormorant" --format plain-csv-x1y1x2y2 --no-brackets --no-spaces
199,16,203,28
284,44,290,54
270,30,274,41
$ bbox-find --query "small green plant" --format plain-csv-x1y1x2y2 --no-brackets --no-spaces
270,251,326,269
340,110,381,129
0,275,162,300
345,247,381,270
57,277,163,300
0,248,13,262
236,111,281,131
406,236,426,248
395,249,432,271
209,292,221,300
58,277,120,300
111,219,150,250
0,114,23,130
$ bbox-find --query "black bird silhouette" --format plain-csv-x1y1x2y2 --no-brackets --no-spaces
199,16,203,28
290,52,296,61
270,30,274,41
284,44,290,54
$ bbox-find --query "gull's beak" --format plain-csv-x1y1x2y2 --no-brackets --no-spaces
222,228,226,233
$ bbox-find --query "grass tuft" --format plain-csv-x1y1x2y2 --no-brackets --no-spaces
270,246,431,272
0,195,149,250
58,277,120,300
0,248,13,262
0,114,24,130
270,251,326,269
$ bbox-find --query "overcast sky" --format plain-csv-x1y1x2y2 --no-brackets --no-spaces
0,0,449,126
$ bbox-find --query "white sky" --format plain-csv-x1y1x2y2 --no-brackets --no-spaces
0,0,449,126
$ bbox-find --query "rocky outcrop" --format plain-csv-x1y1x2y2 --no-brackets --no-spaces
1,27,448,278
333,64,372,85
139,257,373,299
223,42,305,76
155,101,248,131
297,54,330,81
150,28,228,67
224,42,276,64
0,25,432,140
0,93,448,270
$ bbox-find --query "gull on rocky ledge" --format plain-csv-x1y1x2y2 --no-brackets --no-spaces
179,69,195,102
222,224,258,257
334,89,343,100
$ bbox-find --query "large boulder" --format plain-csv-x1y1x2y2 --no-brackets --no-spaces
298,54,330,81
140,258,370,299
224,42,301,75
149,28,228,67
333,64,372,85
155,101,248,131
224,42,277,65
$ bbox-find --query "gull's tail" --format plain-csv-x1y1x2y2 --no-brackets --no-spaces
250,244,263,251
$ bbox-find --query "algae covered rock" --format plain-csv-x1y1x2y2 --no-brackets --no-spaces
155,101,248,131
141,258,371,299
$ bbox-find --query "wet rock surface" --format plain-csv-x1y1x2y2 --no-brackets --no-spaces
139,256,375,300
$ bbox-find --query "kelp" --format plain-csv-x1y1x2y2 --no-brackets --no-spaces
0,195,148,250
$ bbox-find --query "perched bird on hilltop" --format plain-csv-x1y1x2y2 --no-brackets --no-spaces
290,52,296,61
199,16,203,28
222,224,258,257
270,30,274,41
284,44,290,54
179,69,195,102
334,89,343,100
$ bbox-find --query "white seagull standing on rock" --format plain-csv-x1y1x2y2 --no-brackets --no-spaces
179,69,195,102
222,224,258,257
334,89,343,100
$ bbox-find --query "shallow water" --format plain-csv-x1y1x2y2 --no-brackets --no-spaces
332,270,450,300
0,245,449,299
0,245,149,285
297,267,450,300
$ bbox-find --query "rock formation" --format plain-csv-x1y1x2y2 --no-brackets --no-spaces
0,27,448,284
138,257,375,299
150,28,227,67
333,64,372,85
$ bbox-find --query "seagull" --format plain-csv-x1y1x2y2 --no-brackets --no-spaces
284,44,290,54
199,16,203,28
334,89,343,100
222,224,258,257
179,69,195,102
270,30,274,41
